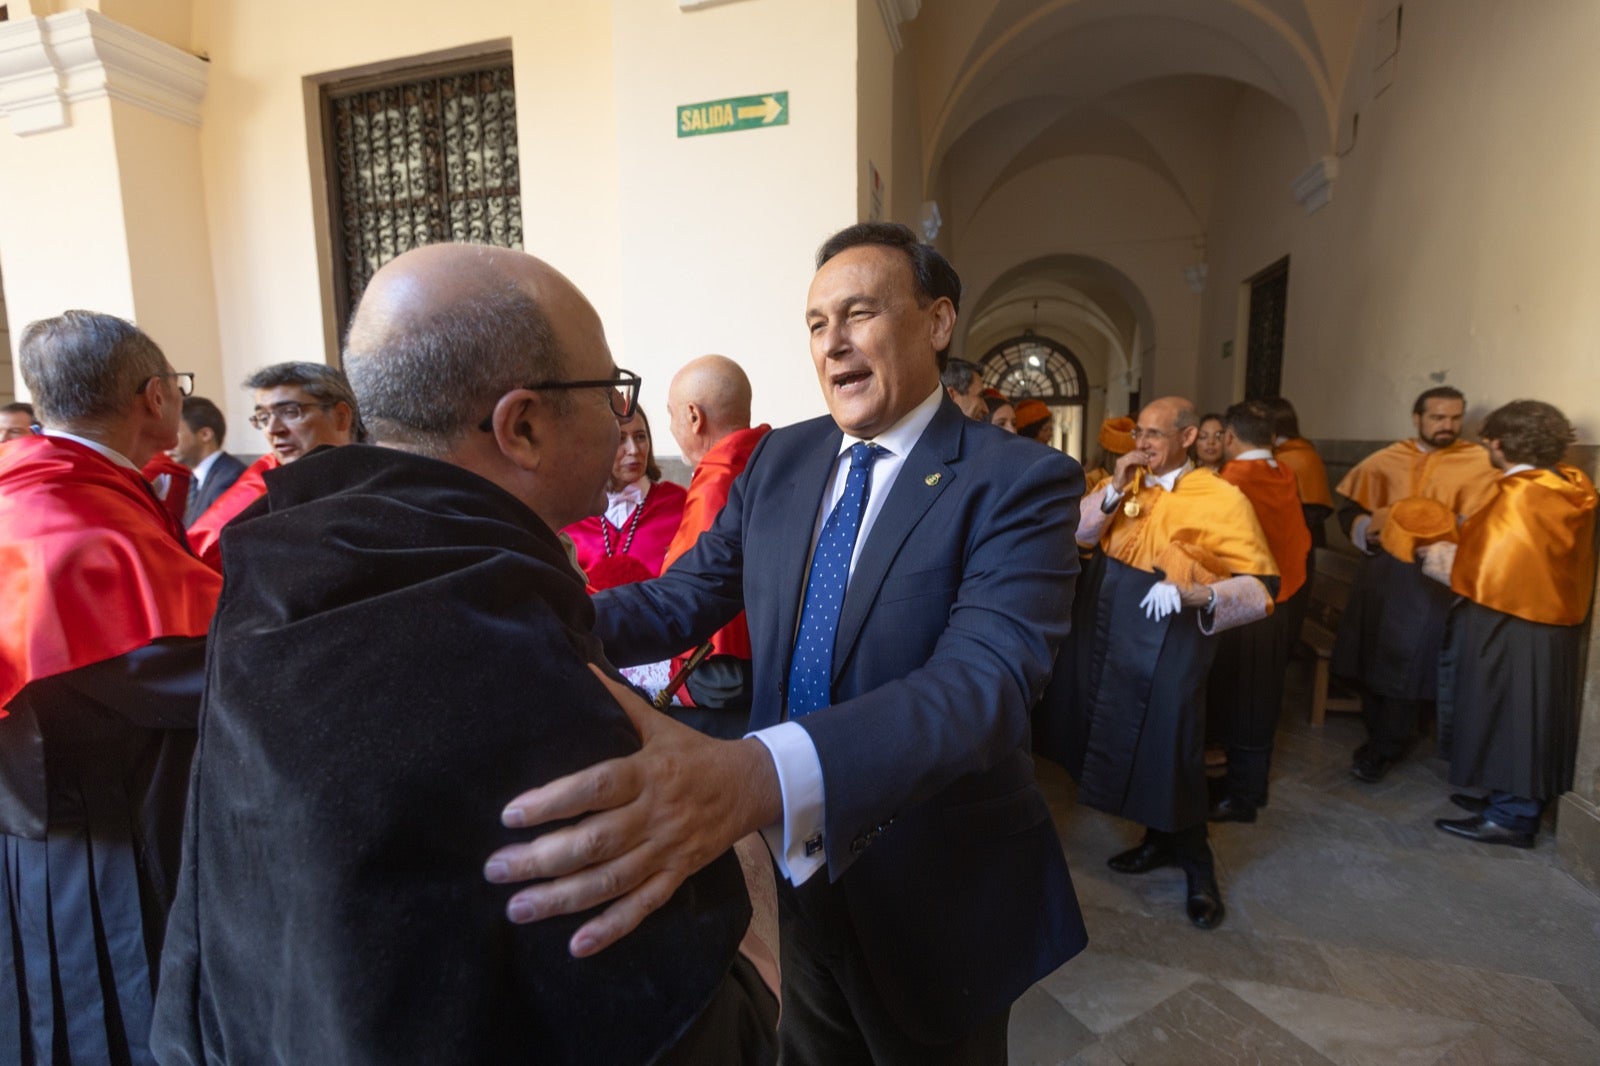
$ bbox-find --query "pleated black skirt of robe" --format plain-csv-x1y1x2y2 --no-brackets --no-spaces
1065,558,1219,832
1437,598,1582,801
1033,548,1105,769
1206,607,1291,752
1332,549,1455,700
1,642,201,1066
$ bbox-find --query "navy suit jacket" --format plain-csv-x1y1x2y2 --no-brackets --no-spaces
594,397,1089,1040
184,451,246,527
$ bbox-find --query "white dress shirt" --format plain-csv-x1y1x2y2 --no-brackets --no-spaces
44,429,138,470
750,386,945,886
192,449,222,490
604,479,649,528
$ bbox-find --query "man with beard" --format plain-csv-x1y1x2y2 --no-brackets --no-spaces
1418,400,1595,848
1332,387,1498,783
152,245,767,1064
1064,396,1277,929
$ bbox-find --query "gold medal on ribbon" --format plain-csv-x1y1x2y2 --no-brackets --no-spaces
1122,467,1146,518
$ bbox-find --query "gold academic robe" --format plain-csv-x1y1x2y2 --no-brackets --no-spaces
1336,439,1498,531
1451,465,1597,626
1098,466,1278,581
1274,437,1333,509
1068,468,1277,830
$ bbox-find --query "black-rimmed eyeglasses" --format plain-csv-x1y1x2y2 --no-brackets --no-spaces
143,372,195,397
477,369,641,431
249,401,336,430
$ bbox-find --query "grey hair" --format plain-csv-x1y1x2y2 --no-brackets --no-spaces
940,358,980,394
243,361,368,442
18,310,168,428
1174,406,1200,433
343,286,566,456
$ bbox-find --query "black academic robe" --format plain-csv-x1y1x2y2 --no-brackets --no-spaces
1437,600,1582,801
1331,547,1454,700
1,639,204,1066
151,445,750,1066
1066,558,1219,832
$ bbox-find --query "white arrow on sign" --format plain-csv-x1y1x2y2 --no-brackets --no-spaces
736,95,784,125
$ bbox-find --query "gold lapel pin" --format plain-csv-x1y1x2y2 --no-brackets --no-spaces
925,473,942,486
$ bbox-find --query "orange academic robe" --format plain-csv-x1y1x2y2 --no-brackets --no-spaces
1336,438,1498,532
1218,459,1311,602
1273,437,1333,509
1452,465,1597,626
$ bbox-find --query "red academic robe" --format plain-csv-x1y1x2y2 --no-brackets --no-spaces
141,452,194,530
187,452,279,571
0,435,221,712
662,425,770,671
564,480,689,591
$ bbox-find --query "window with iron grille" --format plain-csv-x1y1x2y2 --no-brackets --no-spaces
1245,257,1289,401
979,334,1089,456
322,54,522,335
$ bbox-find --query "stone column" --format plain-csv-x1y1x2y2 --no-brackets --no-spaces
1558,550,1600,890
0,7,222,397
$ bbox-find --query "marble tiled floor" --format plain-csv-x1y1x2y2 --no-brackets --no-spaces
1011,660,1600,1065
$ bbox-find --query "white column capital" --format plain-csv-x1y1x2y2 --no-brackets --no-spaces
0,9,207,136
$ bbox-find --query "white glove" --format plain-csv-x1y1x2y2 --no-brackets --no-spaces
1139,580,1183,622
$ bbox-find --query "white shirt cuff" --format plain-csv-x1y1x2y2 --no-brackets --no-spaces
1352,514,1373,553
750,721,826,887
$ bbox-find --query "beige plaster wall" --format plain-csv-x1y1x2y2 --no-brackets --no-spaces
857,0,895,224
192,0,621,448
1197,0,1600,443
0,100,137,367
191,0,863,449
954,154,1202,402
610,0,859,442
110,100,223,397
7,2,193,49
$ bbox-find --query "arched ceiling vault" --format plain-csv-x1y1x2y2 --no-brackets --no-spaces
915,0,1354,195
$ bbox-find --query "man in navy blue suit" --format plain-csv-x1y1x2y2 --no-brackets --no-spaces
486,223,1088,1064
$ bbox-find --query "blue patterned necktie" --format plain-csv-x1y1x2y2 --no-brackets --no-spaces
788,442,885,718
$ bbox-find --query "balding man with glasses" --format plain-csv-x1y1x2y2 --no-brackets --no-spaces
0,311,221,1065
152,244,770,1065
186,361,364,569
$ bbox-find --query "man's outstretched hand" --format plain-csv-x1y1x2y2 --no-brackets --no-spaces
484,666,782,958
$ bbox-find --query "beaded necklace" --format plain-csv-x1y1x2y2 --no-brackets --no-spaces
601,490,647,557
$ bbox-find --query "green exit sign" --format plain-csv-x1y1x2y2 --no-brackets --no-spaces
678,92,788,138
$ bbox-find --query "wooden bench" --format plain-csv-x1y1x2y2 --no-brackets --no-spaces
1301,547,1363,727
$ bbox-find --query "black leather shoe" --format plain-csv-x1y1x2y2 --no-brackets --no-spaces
1351,749,1397,783
1208,796,1258,823
1450,793,1489,814
1107,841,1178,874
1434,815,1535,849
1185,869,1225,930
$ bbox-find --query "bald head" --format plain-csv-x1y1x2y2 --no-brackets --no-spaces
667,354,753,466
344,243,586,455
1134,395,1199,475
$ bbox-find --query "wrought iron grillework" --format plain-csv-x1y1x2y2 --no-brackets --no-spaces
326,58,522,332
